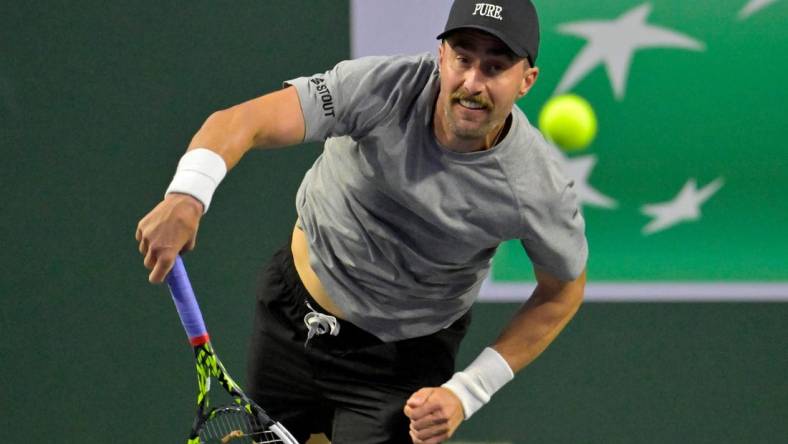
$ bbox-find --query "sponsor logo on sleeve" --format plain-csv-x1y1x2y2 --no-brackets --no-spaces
310,77,336,117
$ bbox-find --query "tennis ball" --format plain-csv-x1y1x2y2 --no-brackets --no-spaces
538,94,597,151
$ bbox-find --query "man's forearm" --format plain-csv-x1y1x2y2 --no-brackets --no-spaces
492,269,586,373
186,107,256,170
434,270,585,422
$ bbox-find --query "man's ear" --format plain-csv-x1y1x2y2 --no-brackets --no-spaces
518,66,539,98
438,41,445,65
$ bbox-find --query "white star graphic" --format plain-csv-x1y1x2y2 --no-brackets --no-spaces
641,178,724,235
549,146,618,209
739,0,779,19
555,3,705,100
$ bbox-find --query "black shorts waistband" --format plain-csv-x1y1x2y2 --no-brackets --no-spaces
260,238,471,349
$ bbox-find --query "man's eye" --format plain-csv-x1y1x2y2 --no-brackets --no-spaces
485,63,506,76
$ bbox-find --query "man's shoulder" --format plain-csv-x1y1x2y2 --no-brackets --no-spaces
503,107,572,192
507,106,546,158
334,53,438,120
337,52,437,81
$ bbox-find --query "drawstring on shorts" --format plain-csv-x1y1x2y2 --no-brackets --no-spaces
303,300,340,346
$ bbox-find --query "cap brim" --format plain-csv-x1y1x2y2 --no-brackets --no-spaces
436,25,530,60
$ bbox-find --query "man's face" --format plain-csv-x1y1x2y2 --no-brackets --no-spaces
436,29,538,149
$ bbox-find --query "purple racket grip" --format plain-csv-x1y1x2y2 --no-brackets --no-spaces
166,256,209,345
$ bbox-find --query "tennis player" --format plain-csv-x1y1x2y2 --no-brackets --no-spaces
136,1,587,442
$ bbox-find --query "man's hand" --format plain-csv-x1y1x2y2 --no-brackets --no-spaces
135,193,202,283
404,387,464,444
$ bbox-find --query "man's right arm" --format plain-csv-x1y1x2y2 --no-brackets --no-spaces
135,86,305,283
187,86,305,169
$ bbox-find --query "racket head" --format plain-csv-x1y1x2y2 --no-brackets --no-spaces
196,405,278,443
190,337,298,444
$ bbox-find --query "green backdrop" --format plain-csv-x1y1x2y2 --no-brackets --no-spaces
1,1,785,443
491,0,788,284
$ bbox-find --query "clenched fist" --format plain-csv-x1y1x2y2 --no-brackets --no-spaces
404,387,464,444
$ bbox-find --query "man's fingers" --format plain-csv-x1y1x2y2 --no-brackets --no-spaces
409,417,451,444
405,387,434,417
143,247,156,270
410,412,448,431
136,224,148,255
138,236,149,256
406,402,438,421
409,424,449,444
407,389,431,405
184,235,197,252
143,245,176,283
149,253,175,283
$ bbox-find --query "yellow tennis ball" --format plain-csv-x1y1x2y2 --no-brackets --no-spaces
538,94,597,151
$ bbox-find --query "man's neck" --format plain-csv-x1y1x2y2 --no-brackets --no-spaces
433,105,511,153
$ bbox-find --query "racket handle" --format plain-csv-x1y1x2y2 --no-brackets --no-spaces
165,256,210,345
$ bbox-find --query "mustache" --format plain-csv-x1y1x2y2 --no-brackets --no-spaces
450,91,492,109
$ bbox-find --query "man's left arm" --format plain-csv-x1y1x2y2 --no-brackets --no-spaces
493,267,586,371
404,268,587,444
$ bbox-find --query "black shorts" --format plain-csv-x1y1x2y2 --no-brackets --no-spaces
245,241,471,444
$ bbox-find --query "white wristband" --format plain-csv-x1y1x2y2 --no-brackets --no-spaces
442,347,514,419
165,148,227,213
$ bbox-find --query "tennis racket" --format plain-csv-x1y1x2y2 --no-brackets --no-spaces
166,255,299,444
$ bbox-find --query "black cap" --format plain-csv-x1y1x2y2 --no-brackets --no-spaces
437,0,540,66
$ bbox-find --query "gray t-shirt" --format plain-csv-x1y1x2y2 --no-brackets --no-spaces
286,53,587,341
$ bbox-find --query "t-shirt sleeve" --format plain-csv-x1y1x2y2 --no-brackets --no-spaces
519,152,589,282
284,54,434,142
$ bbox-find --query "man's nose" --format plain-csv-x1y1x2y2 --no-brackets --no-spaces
462,67,485,95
